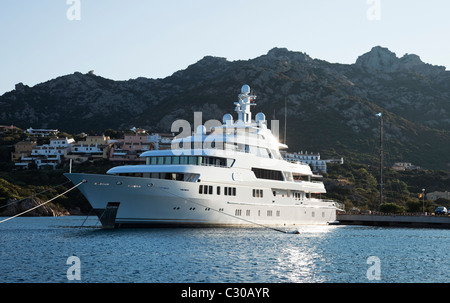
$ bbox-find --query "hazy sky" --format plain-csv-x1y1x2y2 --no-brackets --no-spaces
1,0,449,95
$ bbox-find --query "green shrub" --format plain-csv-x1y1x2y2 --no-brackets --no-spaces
379,203,405,213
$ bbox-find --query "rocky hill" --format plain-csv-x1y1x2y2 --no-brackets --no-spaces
1,46,450,170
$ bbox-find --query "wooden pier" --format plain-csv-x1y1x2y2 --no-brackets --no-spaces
336,213,450,229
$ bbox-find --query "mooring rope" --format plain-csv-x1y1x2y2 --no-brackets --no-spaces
0,180,72,210
0,181,85,224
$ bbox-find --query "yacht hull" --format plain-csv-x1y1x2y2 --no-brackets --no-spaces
65,173,337,228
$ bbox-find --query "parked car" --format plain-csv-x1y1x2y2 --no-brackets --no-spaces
435,206,448,215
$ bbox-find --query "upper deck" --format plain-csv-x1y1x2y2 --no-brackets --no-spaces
109,85,317,179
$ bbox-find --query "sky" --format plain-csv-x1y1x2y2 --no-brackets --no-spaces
0,0,449,95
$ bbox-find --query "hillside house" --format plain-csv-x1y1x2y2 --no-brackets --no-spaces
282,151,344,174
30,137,75,169
109,134,155,163
11,140,37,169
25,127,59,137
66,135,112,163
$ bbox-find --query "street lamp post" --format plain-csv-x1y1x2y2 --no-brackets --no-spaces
422,188,425,215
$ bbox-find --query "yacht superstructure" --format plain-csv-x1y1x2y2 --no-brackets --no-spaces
65,85,341,228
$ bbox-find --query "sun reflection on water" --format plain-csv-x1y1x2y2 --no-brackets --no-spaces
273,225,340,282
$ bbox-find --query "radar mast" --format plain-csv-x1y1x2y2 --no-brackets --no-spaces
234,84,256,123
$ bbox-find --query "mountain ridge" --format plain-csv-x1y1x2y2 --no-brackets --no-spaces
1,46,450,170
355,46,446,76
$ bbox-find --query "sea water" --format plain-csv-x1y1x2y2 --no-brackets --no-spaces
0,216,449,283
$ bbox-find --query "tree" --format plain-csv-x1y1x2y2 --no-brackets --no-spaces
406,199,421,213
379,203,405,214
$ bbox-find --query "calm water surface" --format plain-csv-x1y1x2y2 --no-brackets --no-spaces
1,216,449,283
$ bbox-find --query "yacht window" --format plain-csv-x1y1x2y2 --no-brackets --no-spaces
151,157,157,165
117,173,143,177
224,186,236,196
199,184,214,195
157,156,164,165
294,192,304,200
252,167,284,181
217,186,221,195
253,189,263,198
118,172,199,182
172,156,180,165
185,174,200,182
165,156,172,165
199,156,234,167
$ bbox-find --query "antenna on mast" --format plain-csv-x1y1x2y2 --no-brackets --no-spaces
234,84,256,123
376,112,383,210
284,97,287,145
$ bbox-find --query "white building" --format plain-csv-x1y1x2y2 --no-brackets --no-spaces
30,137,75,169
392,162,422,171
25,127,59,137
426,191,450,201
67,135,111,163
282,151,344,174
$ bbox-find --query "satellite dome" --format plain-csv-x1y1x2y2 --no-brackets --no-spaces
255,112,266,123
222,113,233,124
241,84,251,94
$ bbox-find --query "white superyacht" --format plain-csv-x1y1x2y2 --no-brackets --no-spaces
65,85,341,228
